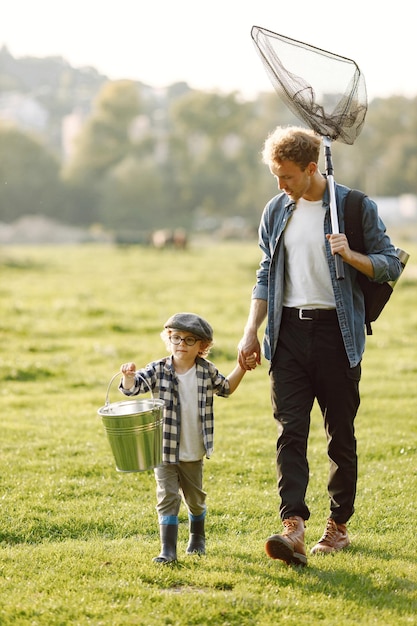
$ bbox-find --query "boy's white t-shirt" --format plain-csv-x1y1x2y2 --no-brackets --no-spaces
283,197,336,309
177,365,205,462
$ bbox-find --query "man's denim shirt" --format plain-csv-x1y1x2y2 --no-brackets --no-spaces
252,183,402,368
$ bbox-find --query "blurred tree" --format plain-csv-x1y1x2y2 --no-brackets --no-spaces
332,96,417,196
233,92,301,221
61,80,147,226
99,154,167,231
2,47,417,233
167,90,262,224
62,80,142,182
364,96,417,195
0,123,63,222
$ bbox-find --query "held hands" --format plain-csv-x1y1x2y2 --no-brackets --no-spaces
120,362,136,389
238,332,262,371
244,353,258,370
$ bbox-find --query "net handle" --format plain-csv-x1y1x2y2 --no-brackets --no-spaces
323,137,344,280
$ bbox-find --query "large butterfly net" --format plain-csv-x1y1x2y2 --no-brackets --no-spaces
251,26,368,278
251,26,367,144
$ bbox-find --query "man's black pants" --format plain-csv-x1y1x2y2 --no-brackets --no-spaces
270,309,361,524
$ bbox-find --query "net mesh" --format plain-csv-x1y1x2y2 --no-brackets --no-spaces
251,26,367,145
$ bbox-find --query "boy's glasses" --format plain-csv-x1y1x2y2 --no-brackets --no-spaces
169,334,200,346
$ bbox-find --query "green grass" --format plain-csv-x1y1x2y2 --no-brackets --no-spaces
0,239,416,625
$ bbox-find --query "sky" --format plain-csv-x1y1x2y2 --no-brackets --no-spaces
2,0,415,102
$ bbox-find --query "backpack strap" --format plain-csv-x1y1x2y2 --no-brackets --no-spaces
344,189,366,253
344,189,373,335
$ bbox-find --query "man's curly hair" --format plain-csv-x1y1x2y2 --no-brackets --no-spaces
262,125,321,171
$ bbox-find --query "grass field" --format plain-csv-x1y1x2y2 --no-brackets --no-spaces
0,237,416,625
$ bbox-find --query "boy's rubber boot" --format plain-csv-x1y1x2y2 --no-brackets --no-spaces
186,518,206,555
152,524,178,564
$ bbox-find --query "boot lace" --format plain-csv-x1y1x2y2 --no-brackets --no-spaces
282,518,300,535
319,519,340,544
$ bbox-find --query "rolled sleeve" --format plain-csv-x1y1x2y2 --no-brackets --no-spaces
252,283,268,301
369,252,401,283
361,197,402,283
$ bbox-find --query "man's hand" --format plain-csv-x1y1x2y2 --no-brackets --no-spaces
326,233,374,277
238,333,261,370
326,233,351,262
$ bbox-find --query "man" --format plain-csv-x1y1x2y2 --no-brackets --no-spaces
238,126,401,567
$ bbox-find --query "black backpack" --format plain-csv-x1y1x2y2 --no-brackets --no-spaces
344,189,409,335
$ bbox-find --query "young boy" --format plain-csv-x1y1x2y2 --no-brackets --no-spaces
119,312,256,564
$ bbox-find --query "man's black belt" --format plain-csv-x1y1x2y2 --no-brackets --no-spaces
282,307,337,321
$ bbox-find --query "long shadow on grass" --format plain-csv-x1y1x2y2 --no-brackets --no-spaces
295,561,416,615
133,551,416,619
348,541,417,565
230,548,417,617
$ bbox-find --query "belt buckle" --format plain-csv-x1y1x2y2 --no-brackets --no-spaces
299,308,313,321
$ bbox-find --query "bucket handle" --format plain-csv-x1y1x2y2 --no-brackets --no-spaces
104,371,155,407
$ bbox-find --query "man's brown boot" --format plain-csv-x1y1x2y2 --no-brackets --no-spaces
310,518,350,554
265,516,307,566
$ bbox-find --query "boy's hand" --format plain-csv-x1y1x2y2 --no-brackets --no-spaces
120,362,136,376
245,353,258,370
120,362,136,389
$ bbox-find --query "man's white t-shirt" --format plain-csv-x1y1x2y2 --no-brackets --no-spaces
283,197,336,309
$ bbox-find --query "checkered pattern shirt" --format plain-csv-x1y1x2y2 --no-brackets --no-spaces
119,356,230,464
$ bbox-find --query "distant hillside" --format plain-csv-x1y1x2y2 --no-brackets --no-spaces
0,46,191,154
0,45,106,98
0,46,108,151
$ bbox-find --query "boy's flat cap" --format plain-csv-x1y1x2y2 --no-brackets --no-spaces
164,312,213,341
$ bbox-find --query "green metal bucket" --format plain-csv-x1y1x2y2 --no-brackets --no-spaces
98,373,164,472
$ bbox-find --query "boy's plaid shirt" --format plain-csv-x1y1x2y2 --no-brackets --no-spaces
119,356,230,464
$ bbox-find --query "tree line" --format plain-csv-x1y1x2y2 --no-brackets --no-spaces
1,52,417,237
